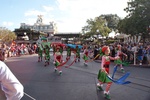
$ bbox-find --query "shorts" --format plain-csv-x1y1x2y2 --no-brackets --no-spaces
138,56,143,61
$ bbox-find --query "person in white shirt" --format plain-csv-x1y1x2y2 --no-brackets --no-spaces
0,61,24,100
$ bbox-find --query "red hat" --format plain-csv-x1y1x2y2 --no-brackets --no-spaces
101,46,108,53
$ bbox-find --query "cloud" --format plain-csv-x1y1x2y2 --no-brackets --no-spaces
2,21,14,26
54,0,129,32
24,9,46,17
22,0,129,32
43,6,54,12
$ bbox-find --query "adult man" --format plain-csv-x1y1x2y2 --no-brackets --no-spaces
0,61,24,100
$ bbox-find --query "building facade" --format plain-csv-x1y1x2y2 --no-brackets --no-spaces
14,15,57,43
20,15,57,37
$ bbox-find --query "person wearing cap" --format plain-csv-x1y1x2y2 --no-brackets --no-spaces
97,46,119,100
0,61,24,100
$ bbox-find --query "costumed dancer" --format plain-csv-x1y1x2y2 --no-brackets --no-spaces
66,46,71,60
37,45,43,62
44,45,50,66
116,45,127,72
54,46,63,75
75,45,80,62
59,46,64,62
97,46,119,100
83,46,89,66
52,44,56,55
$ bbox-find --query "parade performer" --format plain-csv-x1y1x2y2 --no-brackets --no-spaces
54,46,63,75
115,45,127,72
75,45,80,62
43,45,50,66
59,46,64,62
83,46,89,65
66,46,71,60
37,46,43,62
97,46,119,100
52,44,56,55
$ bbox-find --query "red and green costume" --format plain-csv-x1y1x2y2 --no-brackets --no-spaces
98,55,112,83
43,45,50,66
83,49,88,62
37,46,43,62
54,51,62,75
66,47,71,60
75,47,80,62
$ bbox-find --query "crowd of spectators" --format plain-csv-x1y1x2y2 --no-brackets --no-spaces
92,42,150,66
0,43,37,62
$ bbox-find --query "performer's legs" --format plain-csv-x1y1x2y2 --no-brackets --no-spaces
119,64,125,72
104,82,112,99
97,81,104,91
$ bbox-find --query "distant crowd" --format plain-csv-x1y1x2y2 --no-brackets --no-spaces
0,41,150,66
0,43,37,61
92,42,150,65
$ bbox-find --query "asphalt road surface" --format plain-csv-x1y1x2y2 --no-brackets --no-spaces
0,52,150,100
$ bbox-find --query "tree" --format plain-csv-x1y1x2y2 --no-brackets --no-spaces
100,14,121,31
0,27,17,43
82,16,111,39
118,0,150,36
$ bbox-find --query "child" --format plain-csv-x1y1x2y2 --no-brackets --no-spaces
97,46,119,99
75,46,81,62
37,46,43,62
83,47,89,66
116,45,127,72
54,46,63,75
66,46,71,60
44,45,50,66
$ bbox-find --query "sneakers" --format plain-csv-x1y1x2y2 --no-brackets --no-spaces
97,83,103,91
84,62,88,66
54,68,58,72
59,71,62,75
121,68,125,73
104,91,111,100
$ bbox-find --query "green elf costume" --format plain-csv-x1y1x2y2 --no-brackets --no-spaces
44,45,50,66
66,46,71,60
37,46,43,62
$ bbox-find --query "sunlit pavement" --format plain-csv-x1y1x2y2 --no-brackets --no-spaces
0,52,150,100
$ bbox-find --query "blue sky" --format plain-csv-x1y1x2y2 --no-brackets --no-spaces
0,0,129,32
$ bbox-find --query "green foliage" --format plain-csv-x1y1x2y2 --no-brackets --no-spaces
101,14,121,31
82,15,112,39
0,28,17,43
118,0,150,36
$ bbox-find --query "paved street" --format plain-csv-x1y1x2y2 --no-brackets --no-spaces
0,52,150,100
